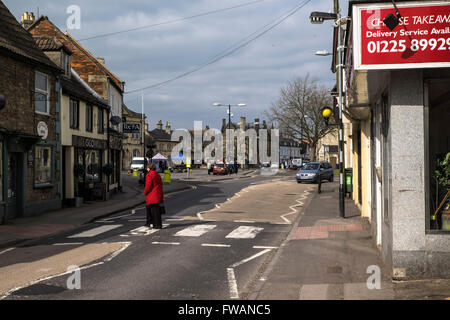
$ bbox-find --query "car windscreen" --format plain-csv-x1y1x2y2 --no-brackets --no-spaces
302,163,319,170
132,160,145,164
216,164,224,167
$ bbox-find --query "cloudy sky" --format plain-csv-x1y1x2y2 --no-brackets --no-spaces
5,0,348,130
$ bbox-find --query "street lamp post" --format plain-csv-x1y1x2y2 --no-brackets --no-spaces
310,8,346,218
213,103,246,163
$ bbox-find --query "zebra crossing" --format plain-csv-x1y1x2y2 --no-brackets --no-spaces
65,222,266,242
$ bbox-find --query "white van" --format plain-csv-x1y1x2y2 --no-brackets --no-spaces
130,157,150,171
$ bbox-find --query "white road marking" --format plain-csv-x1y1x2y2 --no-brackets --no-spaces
280,188,312,224
52,243,84,246
68,225,122,238
234,220,255,223
227,268,239,299
0,247,16,255
128,219,146,222
151,242,180,245
201,244,231,248
104,242,132,262
129,226,160,236
165,218,184,221
253,246,278,249
230,249,271,268
225,226,263,239
175,224,217,237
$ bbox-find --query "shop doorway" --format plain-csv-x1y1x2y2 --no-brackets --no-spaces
6,152,24,219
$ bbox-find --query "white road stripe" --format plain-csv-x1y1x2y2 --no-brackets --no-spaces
130,226,160,236
68,225,122,238
225,226,263,239
53,243,84,246
104,242,132,262
230,249,271,268
201,244,231,248
152,242,180,245
0,247,15,255
227,268,239,299
253,246,278,249
234,220,255,223
175,224,217,237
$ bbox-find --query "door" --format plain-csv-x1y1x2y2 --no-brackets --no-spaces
6,153,19,219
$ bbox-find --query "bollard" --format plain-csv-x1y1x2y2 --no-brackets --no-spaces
163,170,171,183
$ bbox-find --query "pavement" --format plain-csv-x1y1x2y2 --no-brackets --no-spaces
251,181,450,300
0,174,192,250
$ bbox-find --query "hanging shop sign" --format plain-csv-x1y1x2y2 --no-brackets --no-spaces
123,123,141,133
353,1,450,70
72,135,107,150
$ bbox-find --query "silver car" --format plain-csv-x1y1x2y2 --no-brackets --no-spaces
296,162,334,183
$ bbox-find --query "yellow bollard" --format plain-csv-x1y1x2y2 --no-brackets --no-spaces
127,170,131,175
133,169,138,177
163,169,171,183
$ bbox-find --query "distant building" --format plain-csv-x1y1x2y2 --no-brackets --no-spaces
149,121,177,161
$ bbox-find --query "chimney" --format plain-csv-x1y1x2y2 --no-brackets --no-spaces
254,118,260,132
157,120,163,130
165,121,171,134
222,119,226,131
21,12,35,29
96,57,105,65
263,120,267,129
240,117,246,131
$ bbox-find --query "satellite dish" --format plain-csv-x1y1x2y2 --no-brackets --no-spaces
110,116,121,125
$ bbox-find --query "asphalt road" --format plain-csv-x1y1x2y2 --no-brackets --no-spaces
1,170,310,300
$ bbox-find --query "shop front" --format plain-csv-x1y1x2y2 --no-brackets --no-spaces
72,135,107,202
345,0,450,279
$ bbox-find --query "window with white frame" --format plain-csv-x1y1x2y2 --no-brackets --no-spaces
35,71,49,114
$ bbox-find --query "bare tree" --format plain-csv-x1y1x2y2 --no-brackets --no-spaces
265,75,336,161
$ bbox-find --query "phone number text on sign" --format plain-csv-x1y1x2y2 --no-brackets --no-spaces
367,38,450,53
356,3,450,69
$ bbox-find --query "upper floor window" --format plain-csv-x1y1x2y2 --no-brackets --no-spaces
35,71,49,114
70,99,79,129
98,108,104,134
86,104,93,132
61,51,71,76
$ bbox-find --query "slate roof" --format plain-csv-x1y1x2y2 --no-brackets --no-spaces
149,129,173,141
0,1,60,70
61,72,109,109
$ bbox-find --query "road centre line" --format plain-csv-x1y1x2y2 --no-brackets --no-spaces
152,242,180,245
53,243,84,246
201,243,231,248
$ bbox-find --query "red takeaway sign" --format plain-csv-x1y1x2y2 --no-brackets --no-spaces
353,2,450,70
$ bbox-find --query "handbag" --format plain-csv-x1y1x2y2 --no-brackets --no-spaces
159,203,166,215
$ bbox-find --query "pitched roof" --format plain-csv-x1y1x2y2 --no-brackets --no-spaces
0,1,60,70
27,16,124,92
122,103,145,118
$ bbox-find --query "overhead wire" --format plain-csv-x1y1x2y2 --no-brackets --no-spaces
78,0,266,41
124,0,312,99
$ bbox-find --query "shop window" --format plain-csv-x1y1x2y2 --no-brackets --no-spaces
35,145,53,187
70,99,79,129
85,150,101,183
35,71,49,114
86,104,93,132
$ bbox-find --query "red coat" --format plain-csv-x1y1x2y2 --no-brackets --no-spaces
144,169,164,205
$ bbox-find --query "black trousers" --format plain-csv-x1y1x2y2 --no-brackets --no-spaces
146,204,162,228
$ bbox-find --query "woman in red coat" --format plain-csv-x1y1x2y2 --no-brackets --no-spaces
144,163,164,228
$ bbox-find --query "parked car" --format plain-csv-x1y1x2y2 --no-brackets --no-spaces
213,163,228,175
296,161,334,183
